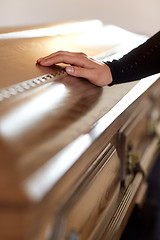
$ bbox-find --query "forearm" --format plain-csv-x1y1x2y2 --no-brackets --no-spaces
106,31,160,85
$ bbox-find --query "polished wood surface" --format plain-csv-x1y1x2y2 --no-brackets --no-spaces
0,20,114,89
0,20,160,240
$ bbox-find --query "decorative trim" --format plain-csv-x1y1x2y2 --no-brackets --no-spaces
98,173,143,240
0,73,61,102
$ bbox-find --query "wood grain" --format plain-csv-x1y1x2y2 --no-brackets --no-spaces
0,21,159,240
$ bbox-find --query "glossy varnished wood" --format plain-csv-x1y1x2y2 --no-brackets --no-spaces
0,21,160,240
0,20,114,89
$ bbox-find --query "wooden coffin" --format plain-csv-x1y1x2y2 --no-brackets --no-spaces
0,20,160,240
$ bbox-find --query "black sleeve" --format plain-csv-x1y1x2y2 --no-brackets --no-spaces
106,31,160,85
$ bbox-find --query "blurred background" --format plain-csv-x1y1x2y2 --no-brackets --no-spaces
0,0,160,35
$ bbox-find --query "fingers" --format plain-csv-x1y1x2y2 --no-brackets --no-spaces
37,51,95,68
37,51,73,64
65,66,96,81
37,51,74,62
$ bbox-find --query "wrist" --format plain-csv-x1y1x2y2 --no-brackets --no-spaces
102,62,113,86
105,64,113,85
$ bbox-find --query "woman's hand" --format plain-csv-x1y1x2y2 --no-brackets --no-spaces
37,51,113,87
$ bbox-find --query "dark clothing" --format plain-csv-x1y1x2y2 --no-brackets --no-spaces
106,31,160,85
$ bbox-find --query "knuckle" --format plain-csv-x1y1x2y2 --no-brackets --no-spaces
57,50,65,54
74,67,82,76
75,67,80,74
78,52,87,57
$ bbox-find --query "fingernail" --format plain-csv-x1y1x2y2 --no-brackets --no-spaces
66,67,74,73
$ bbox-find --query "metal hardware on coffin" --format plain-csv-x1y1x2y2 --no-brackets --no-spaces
127,144,145,177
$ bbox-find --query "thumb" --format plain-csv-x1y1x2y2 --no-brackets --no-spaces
65,66,92,80
65,66,76,75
